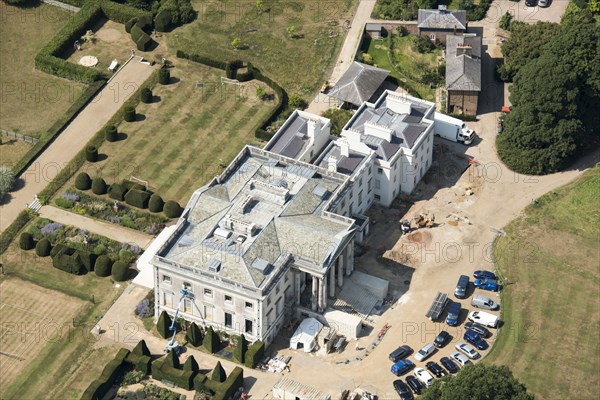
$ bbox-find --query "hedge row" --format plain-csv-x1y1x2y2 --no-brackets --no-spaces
151,352,195,390
81,347,131,400
244,340,265,368
175,50,288,142
35,0,151,83
12,81,105,178
52,245,97,275
0,211,31,255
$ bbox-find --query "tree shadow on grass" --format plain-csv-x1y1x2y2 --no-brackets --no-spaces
135,114,146,122
117,132,129,141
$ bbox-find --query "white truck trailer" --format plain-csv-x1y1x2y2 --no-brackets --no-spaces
433,112,475,145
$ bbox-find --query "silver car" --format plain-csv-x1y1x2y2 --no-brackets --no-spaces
455,341,480,359
450,351,471,367
414,343,436,362
538,0,549,7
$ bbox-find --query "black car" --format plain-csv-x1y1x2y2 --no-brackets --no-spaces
393,379,414,400
389,345,413,362
465,322,491,338
440,357,459,374
405,375,424,395
434,330,450,348
426,361,446,378
525,0,537,6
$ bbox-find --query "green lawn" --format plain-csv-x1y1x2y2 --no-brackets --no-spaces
76,58,277,205
364,34,440,101
0,3,85,137
167,0,356,98
486,165,600,399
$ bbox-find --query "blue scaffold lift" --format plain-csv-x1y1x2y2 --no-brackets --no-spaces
165,287,194,353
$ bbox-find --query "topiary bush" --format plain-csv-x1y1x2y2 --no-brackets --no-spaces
135,33,153,51
20,232,35,250
185,322,203,347
105,125,118,142
203,326,220,353
86,146,99,162
244,340,265,368
157,310,173,339
95,255,113,277
75,172,92,190
109,183,126,201
52,247,84,275
233,335,247,364
50,243,65,258
125,189,151,209
112,261,130,281
140,87,153,103
158,68,170,85
148,194,164,213
92,177,108,195
35,238,52,257
155,9,172,32
125,17,138,33
124,106,136,122
164,200,182,218
211,361,226,383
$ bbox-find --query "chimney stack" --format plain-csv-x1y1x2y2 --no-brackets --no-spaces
307,119,321,140
328,155,338,172
339,139,350,157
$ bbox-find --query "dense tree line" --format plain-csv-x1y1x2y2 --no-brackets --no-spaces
497,8,599,175
372,0,436,20
421,364,534,400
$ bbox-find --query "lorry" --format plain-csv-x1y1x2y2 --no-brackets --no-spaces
433,112,475,145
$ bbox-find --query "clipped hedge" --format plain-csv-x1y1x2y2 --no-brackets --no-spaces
19,232,35,250
213,367,244,400
148,194,164,212
81,347,130,400
86,146,99,162
94,255,113,277
52,246,84,275
0,211,31,255
185,322,203,347
135,31,153,51
111,261,129,281
151,354,195,390
157,310,173,339
155,9,172,32
92,178,107,195
78,250,97,273
123,106,136,122
105,125,118,142
50,243,66,258
125,189,151,209
203,326,220,353
35,238,52,257
125,340,152,375
158,68,170,85
75,172,92,190
108,183,126,200
164,200,182,218
244,340,265,368
125,17,138,33
211,361,226,383
233,334,247,364
140,87,153,104
176,50,228,71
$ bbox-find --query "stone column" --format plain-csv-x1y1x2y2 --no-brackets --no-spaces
295,271,301,305
345,246,352,276
311,276,318,311
329,267,335,298
318,276,326,312
337,258,344,287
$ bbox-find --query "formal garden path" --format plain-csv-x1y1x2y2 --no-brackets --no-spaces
0,60,155,232
39,205,153,248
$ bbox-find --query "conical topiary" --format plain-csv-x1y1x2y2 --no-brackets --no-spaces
185,322,203,347
164,349,180,368
202,326,220,353
233,334,247,363
183,355,199,372
211,361,226,382
132,339,151,356
157,310,172,339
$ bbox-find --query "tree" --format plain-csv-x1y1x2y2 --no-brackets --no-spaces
231,37,241,49
211,361,226,383
81,30,96,44
256,0,263,12
157,310,173,339
256,85,268,100
322,109,353,136
421,364,534,400
288,94,307,110
185,322,203,346
286,25,296,39
0,166,15,199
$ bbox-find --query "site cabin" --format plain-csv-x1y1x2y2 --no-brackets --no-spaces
433,112,474,145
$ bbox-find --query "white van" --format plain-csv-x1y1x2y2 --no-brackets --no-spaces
468,311,499,328
471,295,499,310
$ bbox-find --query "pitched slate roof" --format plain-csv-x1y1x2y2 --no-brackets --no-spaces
328,62,389,107
445,34,482,92
418,9,467,30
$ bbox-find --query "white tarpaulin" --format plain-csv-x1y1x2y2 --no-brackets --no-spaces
290,318,323,352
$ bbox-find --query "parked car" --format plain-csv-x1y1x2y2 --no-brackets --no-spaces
389,345,413,362
414,367,434,386
471,294,499,311
414,343,436,362
393,379,414,400
468,310,500,328
538,0,548,6
455,341,480,359
525,0,537,6
464,330,489,350
440,356,459,373
446,301,461,326
392,359,415,376
426,361,446,377
434,331,450,348
450,351,471,367
473,270,497,280
405,375,424,395
474,278,499,292
454,275,469,298
465,322,491,338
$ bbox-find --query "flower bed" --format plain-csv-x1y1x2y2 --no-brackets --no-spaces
55,189,167,234
28,218,140,263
